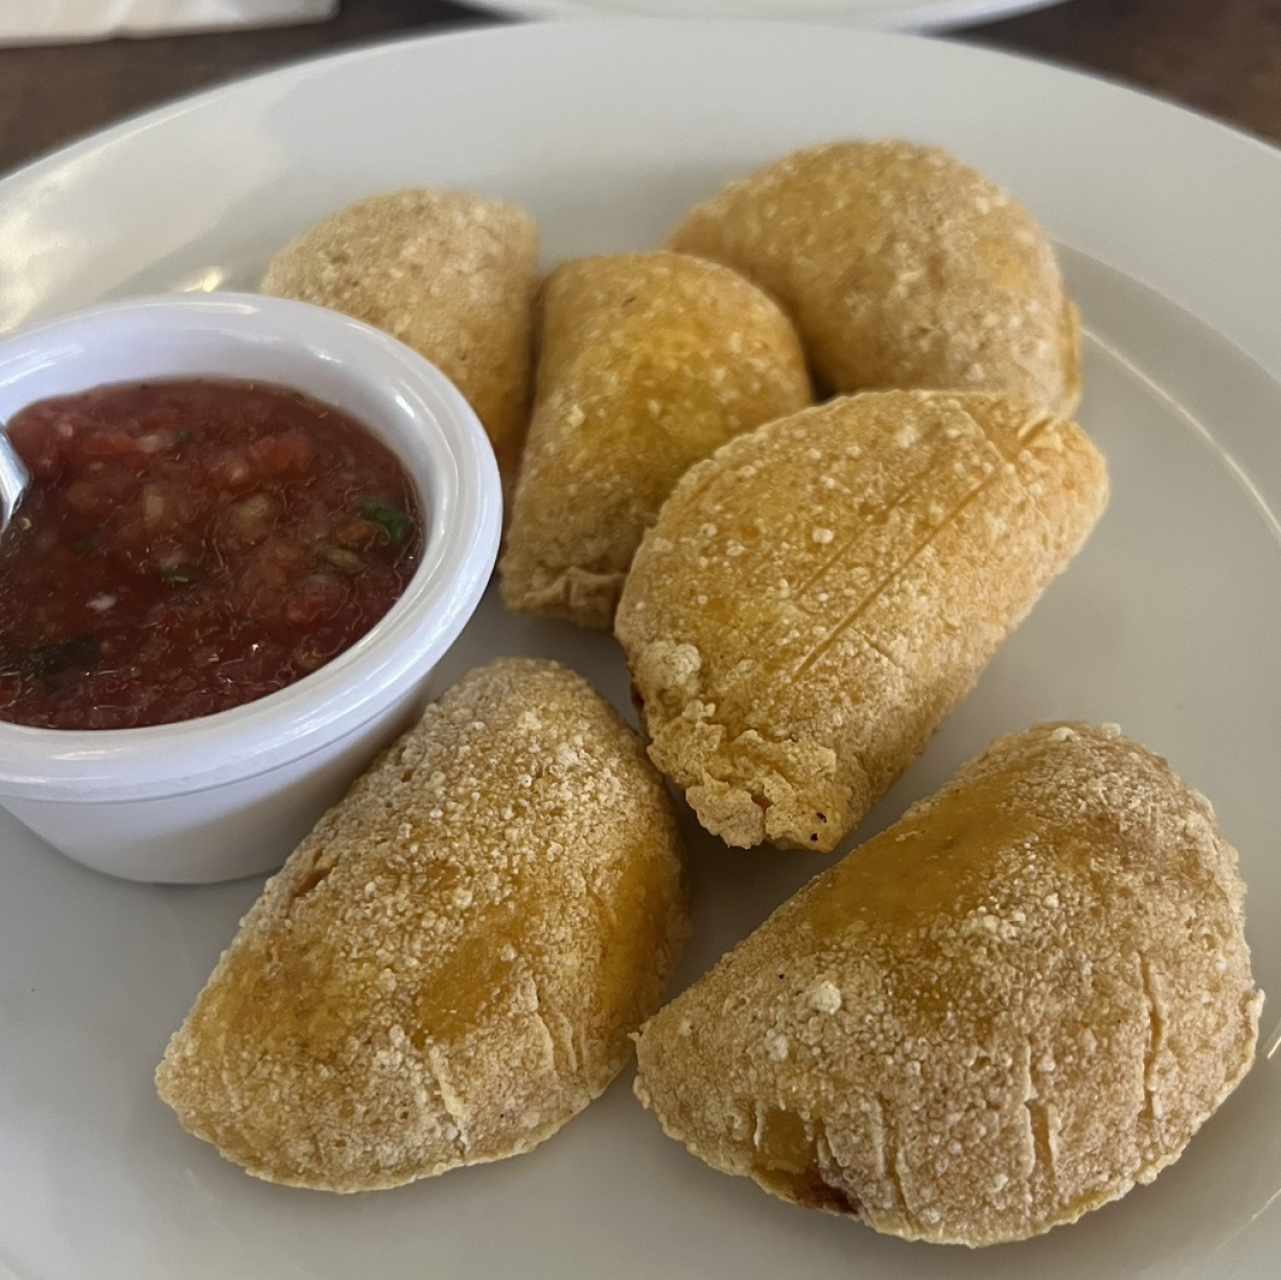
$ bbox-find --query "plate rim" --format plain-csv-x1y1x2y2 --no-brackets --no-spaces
2,18,1277,190
4,19,1281,379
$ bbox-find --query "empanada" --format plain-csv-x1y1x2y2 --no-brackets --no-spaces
501,252,810,629
671,141,1079,415
262,188,538,486
156,659,688,1191
635,723,1262,1245
616,391,1107,852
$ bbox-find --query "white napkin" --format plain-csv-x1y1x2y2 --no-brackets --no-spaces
0,1,339,46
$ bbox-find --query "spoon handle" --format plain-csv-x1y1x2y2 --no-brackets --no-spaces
0,431,30,533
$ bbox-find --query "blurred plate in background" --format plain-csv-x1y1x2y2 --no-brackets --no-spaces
461,0,1067,31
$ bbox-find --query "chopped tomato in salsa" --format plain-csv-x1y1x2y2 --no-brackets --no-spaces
0,379,422,729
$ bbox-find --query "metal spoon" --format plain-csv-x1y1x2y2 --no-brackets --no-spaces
0,432,29,533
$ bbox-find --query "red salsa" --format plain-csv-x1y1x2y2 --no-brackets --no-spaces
0,379,422,729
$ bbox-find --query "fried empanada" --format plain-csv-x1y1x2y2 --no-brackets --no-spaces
262,188,538,486
156,659,688,1192
634,723,1262,1245
616,391,1107,852
671,141,1080,415
501,252,811,629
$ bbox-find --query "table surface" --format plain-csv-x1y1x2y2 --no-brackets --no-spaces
0,0,1279,176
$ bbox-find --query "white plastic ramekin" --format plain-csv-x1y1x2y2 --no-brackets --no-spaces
0,293,501,883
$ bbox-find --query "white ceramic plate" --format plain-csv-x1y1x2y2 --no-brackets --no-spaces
0,20,1278,1280
458,0,1066,32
